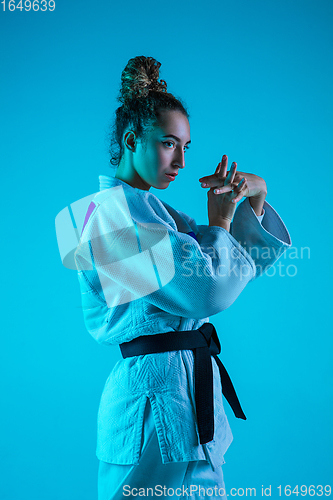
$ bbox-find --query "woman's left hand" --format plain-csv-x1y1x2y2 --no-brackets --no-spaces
199,155,267,214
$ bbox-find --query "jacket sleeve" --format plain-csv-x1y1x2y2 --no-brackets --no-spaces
74,190,258,320
177,198,291,280
229,198,291,278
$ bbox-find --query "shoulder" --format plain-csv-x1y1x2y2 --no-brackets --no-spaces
158,200,199,235
175,208,196,226
92,181,177,230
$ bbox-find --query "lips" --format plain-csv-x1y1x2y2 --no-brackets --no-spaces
165,172,178,181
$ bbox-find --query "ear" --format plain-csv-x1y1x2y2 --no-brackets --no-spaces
123,130,137,152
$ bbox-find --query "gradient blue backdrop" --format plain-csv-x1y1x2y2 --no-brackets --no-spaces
1,0,332,498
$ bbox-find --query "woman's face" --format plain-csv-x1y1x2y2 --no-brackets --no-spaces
125,109,191,191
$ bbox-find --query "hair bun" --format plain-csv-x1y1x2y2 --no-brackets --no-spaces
118,56,167,104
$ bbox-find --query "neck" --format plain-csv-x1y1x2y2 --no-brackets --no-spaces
115,160,150,191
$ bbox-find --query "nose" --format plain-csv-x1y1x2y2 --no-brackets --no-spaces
173,147,186,169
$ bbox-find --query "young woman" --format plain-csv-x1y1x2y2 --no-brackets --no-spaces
74,56,291,499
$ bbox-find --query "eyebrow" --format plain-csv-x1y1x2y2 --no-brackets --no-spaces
162,134,191,145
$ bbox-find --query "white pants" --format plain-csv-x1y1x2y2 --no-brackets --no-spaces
98,399,227,499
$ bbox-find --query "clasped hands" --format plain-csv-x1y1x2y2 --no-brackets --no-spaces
199,154,267,230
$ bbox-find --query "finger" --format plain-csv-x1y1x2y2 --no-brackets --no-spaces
199,173,215,184
214,162,221,175
213,184,233,195
229,162,237,184
214,173,242,195
199,173,227,187
199,155,228,185
232,178,247,203
224,162,237,186
217,154,228,180
230,173,243,186
211,162,238,192
234,177,246,192
199,164,243,186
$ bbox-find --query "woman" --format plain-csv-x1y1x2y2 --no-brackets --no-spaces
74,56,291,499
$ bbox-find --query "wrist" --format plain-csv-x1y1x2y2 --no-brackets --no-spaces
249,191,267,216
209,217,231,232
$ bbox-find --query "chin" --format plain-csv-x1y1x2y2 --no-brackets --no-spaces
151,179,170,190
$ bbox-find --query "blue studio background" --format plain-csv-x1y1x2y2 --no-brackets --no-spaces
1,0,332,499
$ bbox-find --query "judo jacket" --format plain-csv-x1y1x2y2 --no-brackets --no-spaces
73,175,291,471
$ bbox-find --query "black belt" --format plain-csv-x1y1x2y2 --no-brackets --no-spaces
119,322,246,445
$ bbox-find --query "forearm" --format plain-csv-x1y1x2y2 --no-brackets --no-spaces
209,193,267,231
249,191,267,216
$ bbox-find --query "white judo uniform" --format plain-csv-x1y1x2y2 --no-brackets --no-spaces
74,175,291,499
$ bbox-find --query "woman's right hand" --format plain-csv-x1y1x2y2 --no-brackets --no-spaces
207,156,248,231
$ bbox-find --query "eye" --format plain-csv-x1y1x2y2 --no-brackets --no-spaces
163,141,190,152
163,141,175,148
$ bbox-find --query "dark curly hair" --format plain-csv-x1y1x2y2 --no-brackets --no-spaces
108,56,190,168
